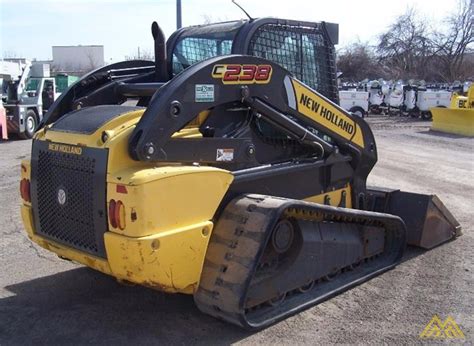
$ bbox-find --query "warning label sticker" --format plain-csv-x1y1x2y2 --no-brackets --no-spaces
195,84,215,102
216,149,234,162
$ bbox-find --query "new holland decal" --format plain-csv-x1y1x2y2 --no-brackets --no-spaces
299,94,355,135
212,64,272,84
291,79,365,148
48,143,83,155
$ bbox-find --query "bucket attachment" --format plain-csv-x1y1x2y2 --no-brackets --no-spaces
431,108,474,137
367,188,461,249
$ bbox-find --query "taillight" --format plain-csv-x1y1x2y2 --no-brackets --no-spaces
108,199,117,228
20,179,31,202
109,199,126,230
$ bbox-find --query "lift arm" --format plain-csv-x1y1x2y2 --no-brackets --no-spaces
129,55,377,177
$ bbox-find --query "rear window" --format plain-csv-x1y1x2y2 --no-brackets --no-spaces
173,38,233,74
172,21,244,75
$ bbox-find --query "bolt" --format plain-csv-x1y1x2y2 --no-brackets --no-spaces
151,239,160,250
247,145,255,156
170,101,181,118
145,143,155,155
240,85,250,100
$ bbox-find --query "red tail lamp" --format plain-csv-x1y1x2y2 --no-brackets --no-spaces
20,179,31,202
109,199,126,230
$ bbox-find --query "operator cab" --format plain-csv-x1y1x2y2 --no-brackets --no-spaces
21,77,56,112
168,19,339,101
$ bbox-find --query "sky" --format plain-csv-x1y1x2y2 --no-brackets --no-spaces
0,0,457,62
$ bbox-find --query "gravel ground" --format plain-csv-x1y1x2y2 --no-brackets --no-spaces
0,116,472,345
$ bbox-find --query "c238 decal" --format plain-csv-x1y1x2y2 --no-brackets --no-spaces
212,64,272,84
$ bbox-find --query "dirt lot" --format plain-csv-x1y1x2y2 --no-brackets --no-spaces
0,116,472,345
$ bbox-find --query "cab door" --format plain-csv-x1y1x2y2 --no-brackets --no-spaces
41,79,55,111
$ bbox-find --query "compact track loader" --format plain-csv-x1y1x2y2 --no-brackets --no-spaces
20,18,461,330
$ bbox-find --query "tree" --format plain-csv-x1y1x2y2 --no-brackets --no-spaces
125,47,154,61
430,0,474,81
376,8,434,80
337,42,384,81
2,51,19,59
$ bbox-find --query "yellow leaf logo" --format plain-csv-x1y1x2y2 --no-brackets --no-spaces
420,315,465,339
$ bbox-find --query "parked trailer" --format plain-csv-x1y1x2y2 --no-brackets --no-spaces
387,83,405,115
402,86,417,116
417,90,452,120
367,80,386,114
338,90,369,117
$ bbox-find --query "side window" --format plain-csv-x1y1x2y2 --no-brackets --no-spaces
250,28,301,81
303,33,331,97
301,34,318,89
249,24,335,100
25,79,40,92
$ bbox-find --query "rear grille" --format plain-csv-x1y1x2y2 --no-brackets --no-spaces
32,140,108,257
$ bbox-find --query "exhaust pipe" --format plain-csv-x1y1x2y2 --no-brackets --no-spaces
151,21,168,82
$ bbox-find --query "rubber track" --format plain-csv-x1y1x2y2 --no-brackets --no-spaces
194,194,406,330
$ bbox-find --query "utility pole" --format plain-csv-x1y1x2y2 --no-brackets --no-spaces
177,0,182,29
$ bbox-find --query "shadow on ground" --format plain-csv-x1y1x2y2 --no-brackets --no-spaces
0,246,433,344
0,135,25,143
417,129,473,139
0,267,251,344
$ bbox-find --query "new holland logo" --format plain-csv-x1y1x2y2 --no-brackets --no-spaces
57,188,67,206
419,315,465,339
48,143,82,155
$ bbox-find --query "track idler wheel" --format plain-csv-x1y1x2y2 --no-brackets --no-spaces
271,220,294,253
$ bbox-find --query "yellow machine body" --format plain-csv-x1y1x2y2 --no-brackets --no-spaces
21,110,235,294
431,86,474,137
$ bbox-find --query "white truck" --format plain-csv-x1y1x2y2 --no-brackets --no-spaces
338,90,369,117
1,60,58,138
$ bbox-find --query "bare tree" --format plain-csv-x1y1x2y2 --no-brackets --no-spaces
81,48,106,73
125,47,154,61
2,51,19,59
337,42,385,81
376,8,434,80
430,0,474,81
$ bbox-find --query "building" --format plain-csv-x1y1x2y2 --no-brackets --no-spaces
52,45,104,74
